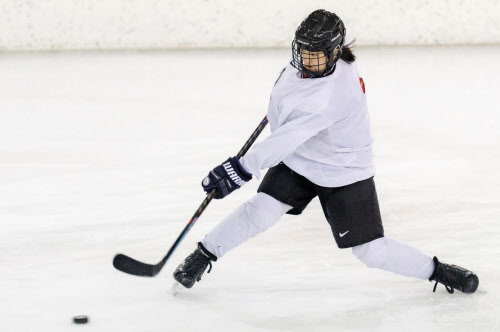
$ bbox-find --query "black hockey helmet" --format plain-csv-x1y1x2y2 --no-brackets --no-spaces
291,10,346,78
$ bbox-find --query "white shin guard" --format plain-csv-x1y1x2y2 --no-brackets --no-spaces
201,193,292,258
352,237,435,280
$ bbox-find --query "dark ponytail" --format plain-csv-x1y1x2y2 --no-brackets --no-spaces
341,39,356,64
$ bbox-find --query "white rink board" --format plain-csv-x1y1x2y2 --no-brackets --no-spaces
1,0,500,51
0,46,499,331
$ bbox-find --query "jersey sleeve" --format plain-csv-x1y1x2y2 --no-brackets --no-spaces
239,110,333,179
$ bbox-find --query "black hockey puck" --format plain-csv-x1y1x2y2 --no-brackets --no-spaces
73,315,88,324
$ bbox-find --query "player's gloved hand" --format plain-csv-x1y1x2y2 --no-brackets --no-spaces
202,157,252,199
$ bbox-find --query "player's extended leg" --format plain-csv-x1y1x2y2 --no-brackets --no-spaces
315,177,479,294
173,192,292,288
352,238,479,293
352,237,434,279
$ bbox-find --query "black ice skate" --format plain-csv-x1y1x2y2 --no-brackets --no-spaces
429,256,479,294
173,242,217,289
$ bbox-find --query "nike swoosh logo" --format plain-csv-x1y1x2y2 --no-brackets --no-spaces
339,231,349,237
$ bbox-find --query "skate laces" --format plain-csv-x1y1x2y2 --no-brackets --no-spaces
199,252,212,273
184,250,211,278
433,280,454,294
433,264,467,294
207,261,212,273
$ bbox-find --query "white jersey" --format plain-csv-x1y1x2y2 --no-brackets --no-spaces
240,59,375,187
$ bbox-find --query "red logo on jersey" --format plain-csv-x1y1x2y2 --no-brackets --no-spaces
359,77,365,94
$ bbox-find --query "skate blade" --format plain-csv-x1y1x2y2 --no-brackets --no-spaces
171,281,186,296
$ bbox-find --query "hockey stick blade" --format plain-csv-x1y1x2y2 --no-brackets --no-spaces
113,253,163,277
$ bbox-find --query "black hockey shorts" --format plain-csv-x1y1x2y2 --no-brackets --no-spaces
257,163,384,249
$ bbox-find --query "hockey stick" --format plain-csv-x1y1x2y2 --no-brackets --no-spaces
113,116,269,277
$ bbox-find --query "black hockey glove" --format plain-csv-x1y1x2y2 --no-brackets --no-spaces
202,157,252,199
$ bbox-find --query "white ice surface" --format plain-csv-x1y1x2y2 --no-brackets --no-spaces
1,47,499,331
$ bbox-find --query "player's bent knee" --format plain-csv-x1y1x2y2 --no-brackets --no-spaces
352,237,388,269
243,193,290,232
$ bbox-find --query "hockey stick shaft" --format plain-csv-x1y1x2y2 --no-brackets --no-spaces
113,116,269,277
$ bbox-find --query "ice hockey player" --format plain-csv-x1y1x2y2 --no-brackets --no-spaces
173,9,479,294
